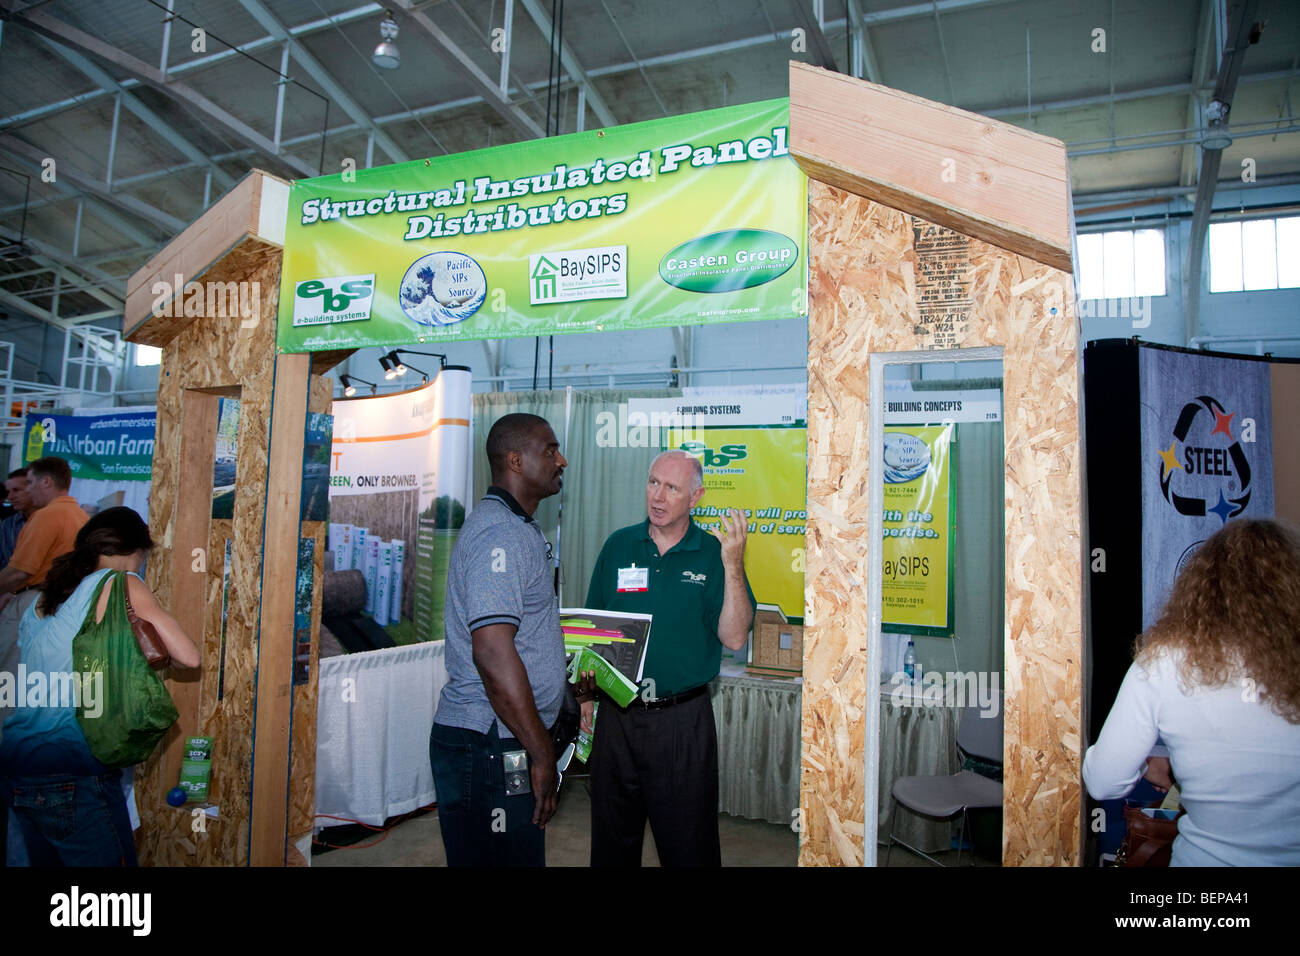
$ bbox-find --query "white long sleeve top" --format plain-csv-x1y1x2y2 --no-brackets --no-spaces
1083,648,1300,866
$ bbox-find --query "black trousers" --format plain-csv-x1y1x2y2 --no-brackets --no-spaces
588,688,721,867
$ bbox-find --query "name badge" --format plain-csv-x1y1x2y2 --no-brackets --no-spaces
617,565,649,592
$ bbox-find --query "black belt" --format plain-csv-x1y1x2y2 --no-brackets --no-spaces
626,683,708,710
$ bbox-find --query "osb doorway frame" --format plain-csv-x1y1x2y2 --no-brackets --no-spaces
790,63,1085,867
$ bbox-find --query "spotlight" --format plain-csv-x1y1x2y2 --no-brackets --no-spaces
372,11,400,70
339,374,375,397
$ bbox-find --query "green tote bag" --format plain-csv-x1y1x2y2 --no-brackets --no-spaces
72,571,179,768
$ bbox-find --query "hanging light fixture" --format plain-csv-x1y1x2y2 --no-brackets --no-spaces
1200,99,1233,151
372,11,400,70
379,350,406,379
340,374,375,397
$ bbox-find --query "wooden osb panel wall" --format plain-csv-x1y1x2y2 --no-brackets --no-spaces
801,180,1083,866
287,374,334,844
138,247,285,866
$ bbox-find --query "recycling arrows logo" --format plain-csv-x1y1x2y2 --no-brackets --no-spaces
1157,394,1251,524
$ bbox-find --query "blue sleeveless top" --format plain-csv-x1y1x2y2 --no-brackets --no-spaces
0,569,128,776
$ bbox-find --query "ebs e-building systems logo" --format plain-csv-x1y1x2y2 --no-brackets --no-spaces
1155,394,1254,524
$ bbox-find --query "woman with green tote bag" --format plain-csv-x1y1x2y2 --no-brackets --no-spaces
0,507,199,866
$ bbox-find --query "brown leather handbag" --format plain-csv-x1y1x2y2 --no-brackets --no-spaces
1118,803,1181,867
125,592,170,670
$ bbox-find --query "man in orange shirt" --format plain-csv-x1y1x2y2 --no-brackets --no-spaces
0,457,89,706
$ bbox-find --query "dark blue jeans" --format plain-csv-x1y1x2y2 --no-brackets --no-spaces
1,771,137,867
429,722,545,867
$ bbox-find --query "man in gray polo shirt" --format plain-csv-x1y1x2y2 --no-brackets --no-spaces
431,413,571,866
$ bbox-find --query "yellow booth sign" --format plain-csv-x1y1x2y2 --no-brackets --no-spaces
881,424,954,635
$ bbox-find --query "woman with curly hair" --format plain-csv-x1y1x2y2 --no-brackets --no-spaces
1083,518,1300,866
0,507,199,866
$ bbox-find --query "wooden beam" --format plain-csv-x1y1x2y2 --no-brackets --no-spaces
124,170,289,345
249,351,310,866
788,62,1072,273
154,389,220,797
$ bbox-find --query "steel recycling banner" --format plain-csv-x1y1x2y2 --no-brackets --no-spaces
328,370,472,642
1139,349,1274,628
631,389,807,621
881,424,954,636
276,99,806,352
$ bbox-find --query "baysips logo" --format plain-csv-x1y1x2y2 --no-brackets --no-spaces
1156,394,1252,523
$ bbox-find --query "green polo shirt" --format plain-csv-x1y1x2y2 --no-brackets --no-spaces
585,519,756,697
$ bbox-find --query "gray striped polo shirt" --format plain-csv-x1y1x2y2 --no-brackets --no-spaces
434,489,566,736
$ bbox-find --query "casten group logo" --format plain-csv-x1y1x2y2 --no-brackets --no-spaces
1156,394,1252,523
398,251,486,328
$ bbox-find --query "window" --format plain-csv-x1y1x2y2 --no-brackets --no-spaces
134,344,161,366
1209,217,1300,292
1076,229,1166,299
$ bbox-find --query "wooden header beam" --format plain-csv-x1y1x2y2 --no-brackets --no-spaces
124,169,291,347
788,62,1073,273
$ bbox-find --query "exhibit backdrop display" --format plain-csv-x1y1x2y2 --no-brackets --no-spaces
1139,347,1274,627
880,424,955,636
23,408,154,519
632,387,806,621
327,369,471,642
276,99,806,352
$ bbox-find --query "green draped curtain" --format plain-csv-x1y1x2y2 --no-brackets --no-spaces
470,388,682,607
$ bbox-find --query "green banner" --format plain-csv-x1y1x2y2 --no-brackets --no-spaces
276,99,806,352
24,412,155,481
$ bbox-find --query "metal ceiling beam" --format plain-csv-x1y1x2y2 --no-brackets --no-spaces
1185,0,1261,344
0,2,384,131
0,226,130,300
1180,0,1218,187
86,64,1300,202
234,0,410,165
391,0,544,139
516,0,618,128
2,4,319,179
846,0,883,83
0,286,73,330
32,257,124,313
786,0,839,71
0,135,186,234
34,35,236,193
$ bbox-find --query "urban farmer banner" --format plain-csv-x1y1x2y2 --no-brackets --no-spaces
276,99,806,352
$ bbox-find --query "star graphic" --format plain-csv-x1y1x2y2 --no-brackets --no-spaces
1208,490,1234,524
1157,442,1183,477
1211,408,1236,439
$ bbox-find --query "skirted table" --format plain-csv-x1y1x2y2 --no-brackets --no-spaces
315,641,446,827
712,665,802,824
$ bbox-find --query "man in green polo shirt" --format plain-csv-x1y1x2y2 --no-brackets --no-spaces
584,449,755,866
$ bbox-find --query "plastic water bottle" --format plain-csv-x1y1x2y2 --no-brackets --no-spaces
903,639,918,686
